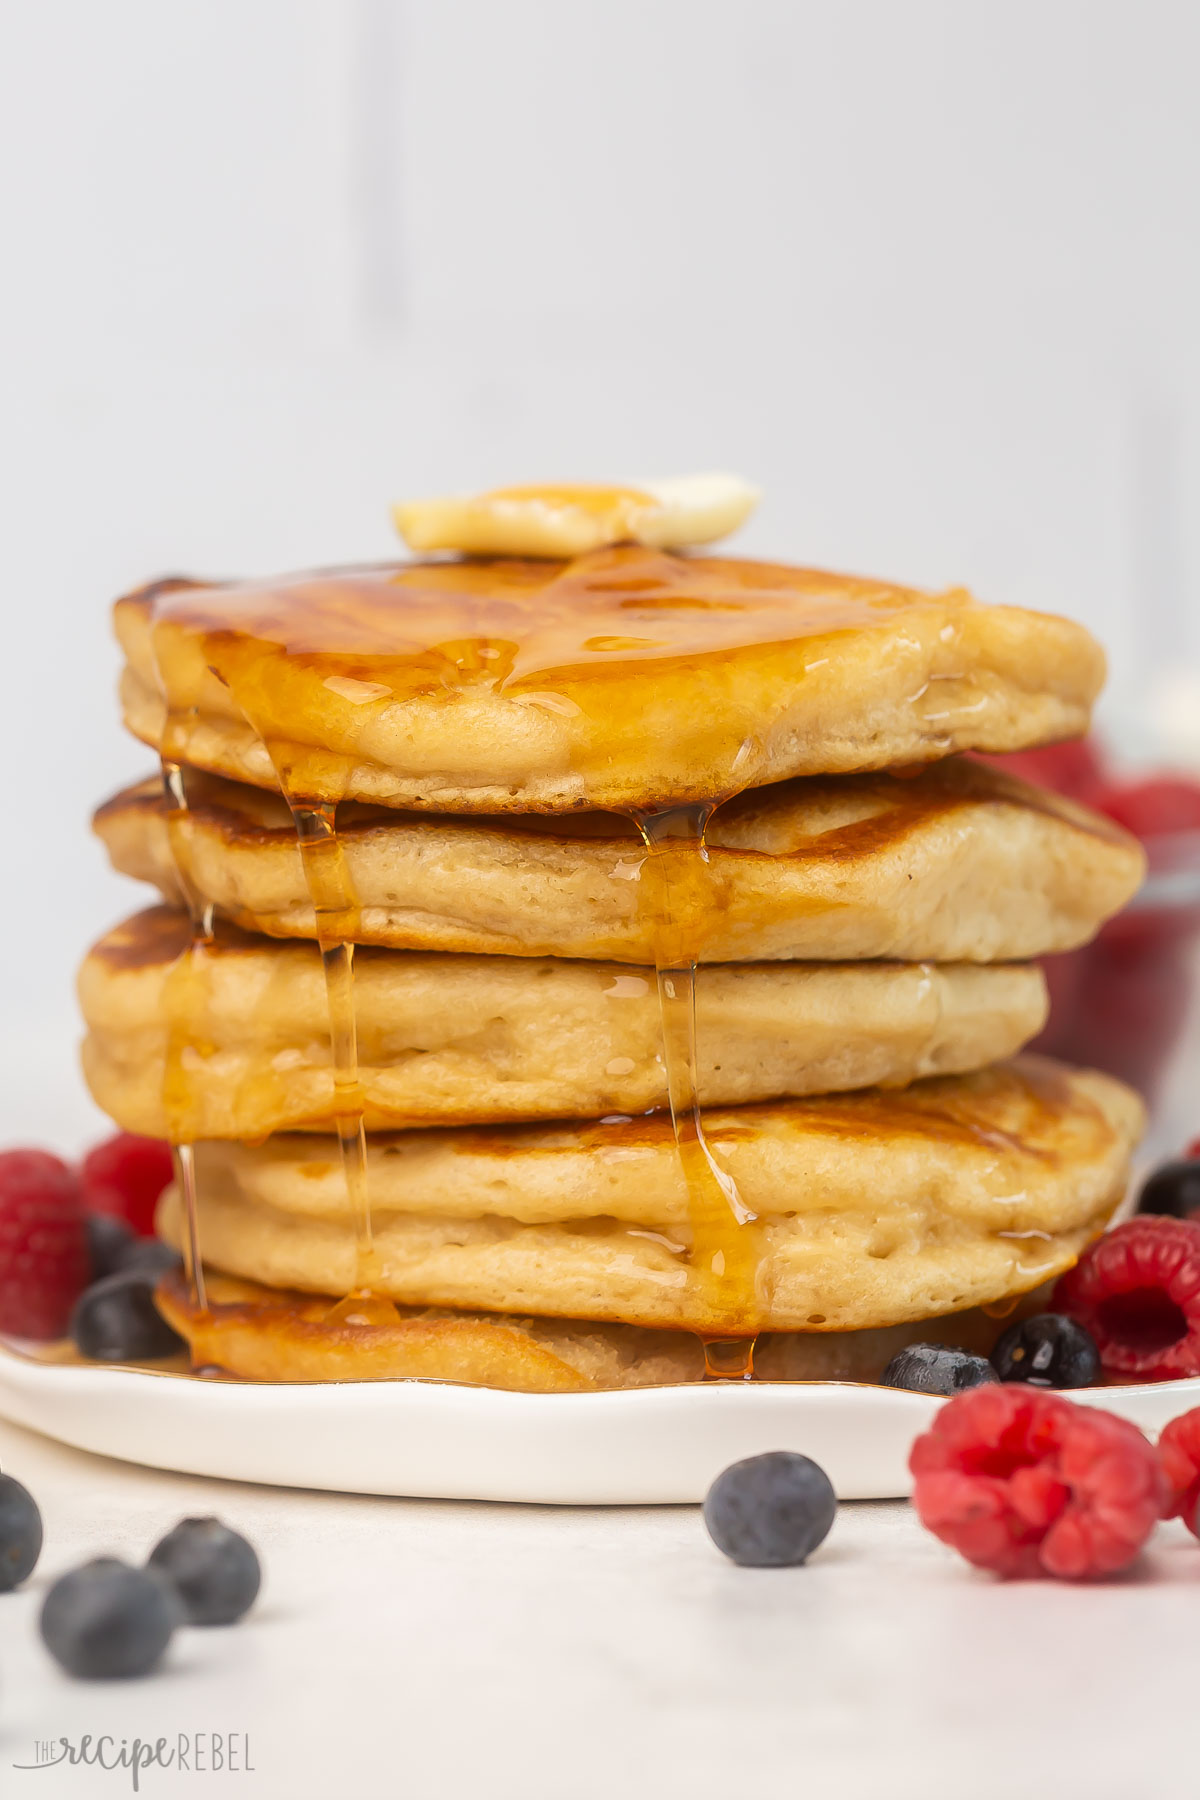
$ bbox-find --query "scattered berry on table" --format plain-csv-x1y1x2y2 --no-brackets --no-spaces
40,1558,180,1679
85,1212,136,1281
909,1384,1166,1579
881,1344,999,1397
81,1134,174,1238
70,1269,186,1363
0,1471,43,1591
1155,1407,1200,1539
703,1451,837,1567
1135,1160,1200,1222
0,1149,90,1339
148,1517,261,1625
990,1313,1101,1388
1053,1216,1200,1381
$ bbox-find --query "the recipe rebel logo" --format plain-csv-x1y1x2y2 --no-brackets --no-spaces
13,1733,255,1789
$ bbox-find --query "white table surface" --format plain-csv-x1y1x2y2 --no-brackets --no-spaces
0,1413,1196,1800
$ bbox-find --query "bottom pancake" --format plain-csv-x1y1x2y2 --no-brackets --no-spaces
156,1269,1038,1393
156,1058,1144,1334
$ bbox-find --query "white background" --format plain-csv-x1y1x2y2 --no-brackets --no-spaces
1,0,1199,1142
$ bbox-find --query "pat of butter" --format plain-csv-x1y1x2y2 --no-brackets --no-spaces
392,473,759,558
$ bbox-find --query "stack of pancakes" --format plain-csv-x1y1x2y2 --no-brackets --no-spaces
78,501,1146,1390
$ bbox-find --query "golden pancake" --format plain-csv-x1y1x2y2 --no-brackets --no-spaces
155,1268,1034,1392
155,1059,1142,1333
79,907,1045,1139
114,551,1104,812
94,758,1143,964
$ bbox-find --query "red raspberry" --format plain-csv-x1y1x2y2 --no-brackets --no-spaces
909,1385,1165,1578
1186,1138,1200,1163
0,1150,90,1339
973,738,1109,806
1156,1408,1200,1536
1053,1216,1200,1381
81,1133,174,1238
1096,775,1200,840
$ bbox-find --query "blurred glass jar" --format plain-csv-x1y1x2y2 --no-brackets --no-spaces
1035,829,1200,1152
982,742,1200,1158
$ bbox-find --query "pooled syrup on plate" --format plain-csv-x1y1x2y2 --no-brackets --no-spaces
139,550,866,1359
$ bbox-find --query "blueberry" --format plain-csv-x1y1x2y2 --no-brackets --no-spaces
1135,1160,1200,1222
703,1451,836,1567
991,1312,1100,1388
880,1343,1000,1397
0,1472,43,1591
85,1213,136,1281
70,1270,185,1362
116,1238,184,1278
40,1558,180,1679
148,1517,261,1625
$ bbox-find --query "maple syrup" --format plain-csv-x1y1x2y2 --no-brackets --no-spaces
286,801,395,1325
158,756,209,1315
122,550,955,812
137,552,846,1364
634,806,760,1373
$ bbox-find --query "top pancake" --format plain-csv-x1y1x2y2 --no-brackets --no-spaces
114,550,1105,812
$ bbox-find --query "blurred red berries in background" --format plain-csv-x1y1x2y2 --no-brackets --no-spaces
1098,777,1200,840
0,1150,90,1338
980,737,1200,1104
81,1134,175,1238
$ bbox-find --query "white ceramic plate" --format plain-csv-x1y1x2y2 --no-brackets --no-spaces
1,1345,1196,1503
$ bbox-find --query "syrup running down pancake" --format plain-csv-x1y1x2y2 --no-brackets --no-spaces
154,1058,1142,1336
114,552,1105,813
78,906,1047,1138
98,507,1132,1359
95,759,1143,965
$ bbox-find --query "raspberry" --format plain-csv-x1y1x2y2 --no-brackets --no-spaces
1053,1216,1200,1381
1096,775,1200,840
974,739,1108,806
1155,1408,1200,1537
81,1133,174,1238
909,1385,1166,1578
0,1150,90,1339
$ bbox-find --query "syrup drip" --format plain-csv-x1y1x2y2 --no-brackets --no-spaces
634,807,759,1375
138,556,824,1366
159,756,209,1315
287,801,395,1325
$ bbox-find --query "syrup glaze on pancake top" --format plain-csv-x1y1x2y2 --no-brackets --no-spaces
115,550,1106,813
115,479,1114,1373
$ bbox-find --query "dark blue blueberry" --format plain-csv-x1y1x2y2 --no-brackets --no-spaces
148,1517,261,1625
116,1238,184,1278
40,1558,180,1678
0,1472,42,1591
990,1312,1100,1388
703,1451,836,1567
69,1270,185,1362
1135,1160,1200,1222
85,1213,136,1282
880,1344,1000,1397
